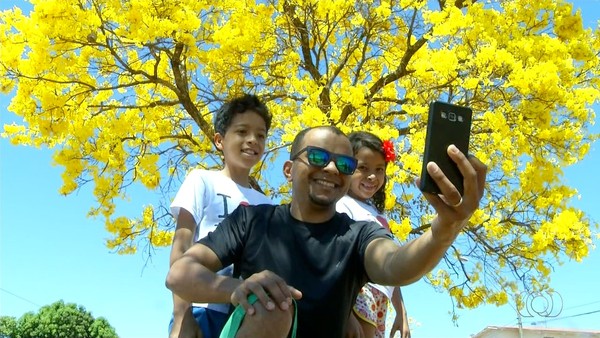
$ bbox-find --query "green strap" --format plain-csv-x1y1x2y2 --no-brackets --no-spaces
219,294,297,338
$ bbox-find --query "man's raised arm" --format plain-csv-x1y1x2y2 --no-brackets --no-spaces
365,145,487,286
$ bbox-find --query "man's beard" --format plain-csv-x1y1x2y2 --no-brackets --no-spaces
308,193,336,207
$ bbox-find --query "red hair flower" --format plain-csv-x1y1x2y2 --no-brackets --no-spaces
382,139,396,163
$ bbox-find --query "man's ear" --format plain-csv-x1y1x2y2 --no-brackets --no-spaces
214,132,224,151
282,160,293,182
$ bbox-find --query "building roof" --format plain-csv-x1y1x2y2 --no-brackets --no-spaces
472,326,600,338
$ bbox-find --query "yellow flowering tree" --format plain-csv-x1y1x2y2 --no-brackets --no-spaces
2,0,599,315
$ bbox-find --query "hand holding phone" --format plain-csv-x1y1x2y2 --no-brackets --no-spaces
419,101,473,196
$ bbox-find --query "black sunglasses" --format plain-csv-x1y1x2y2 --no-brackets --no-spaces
291,146,358,175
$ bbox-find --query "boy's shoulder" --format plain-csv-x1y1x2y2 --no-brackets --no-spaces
237,203,283,219
188,168,220,176
242,189,273,204
240,203,280,211
187,168,229,182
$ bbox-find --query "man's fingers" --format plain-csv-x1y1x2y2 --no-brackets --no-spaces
447,145,485,205
288,286,303,300
468,154,487,200
447,145,477,195
255,271,298,310
258,272,302,309
230,279,272,315
231,270,300,315
426,145,485,213
231,287,257,315
263,275,293,310
426,160,461,203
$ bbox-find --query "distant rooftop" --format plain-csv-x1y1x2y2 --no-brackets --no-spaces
472,326,600,338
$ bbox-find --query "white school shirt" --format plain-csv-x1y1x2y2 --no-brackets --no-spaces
170,169,273,313
336,195,396,300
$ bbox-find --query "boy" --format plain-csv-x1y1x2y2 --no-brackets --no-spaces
168,94,273,338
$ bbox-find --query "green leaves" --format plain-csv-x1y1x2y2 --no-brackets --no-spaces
0,300,118,338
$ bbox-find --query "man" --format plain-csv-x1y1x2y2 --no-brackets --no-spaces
166,125,487,338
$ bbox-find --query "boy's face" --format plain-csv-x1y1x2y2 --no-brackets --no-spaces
214,110,267,171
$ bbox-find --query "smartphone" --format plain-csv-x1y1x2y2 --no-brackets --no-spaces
419,101,473,196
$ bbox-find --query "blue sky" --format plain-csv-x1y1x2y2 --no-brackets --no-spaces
1,1,599,338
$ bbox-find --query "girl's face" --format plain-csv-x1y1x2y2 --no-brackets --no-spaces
347,146,386,202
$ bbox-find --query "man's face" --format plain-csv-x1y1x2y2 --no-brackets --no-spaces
287,129,354,209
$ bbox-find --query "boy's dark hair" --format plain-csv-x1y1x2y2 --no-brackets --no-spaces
289,126,346,159
347,131,388,213
214,94,272,135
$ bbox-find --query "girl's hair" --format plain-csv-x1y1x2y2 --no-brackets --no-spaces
347,131,388,213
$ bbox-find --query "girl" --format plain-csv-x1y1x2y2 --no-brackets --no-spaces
337,131,411,338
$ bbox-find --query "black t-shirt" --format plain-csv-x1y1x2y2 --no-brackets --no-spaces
199,204,392,338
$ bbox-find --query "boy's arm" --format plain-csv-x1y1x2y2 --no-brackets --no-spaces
170,209,197,267
169,209,200,337
364,146,486,285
